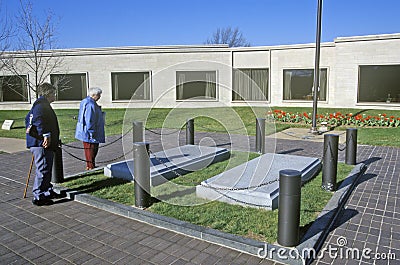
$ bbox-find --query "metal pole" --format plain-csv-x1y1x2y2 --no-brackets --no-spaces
277,169,301,247
322,134,338,191
132,121,144,143
186,118,194,145
345,128,358,165
51,146,64,183
311,0,323,134
255,118,266,154
134,142,151,208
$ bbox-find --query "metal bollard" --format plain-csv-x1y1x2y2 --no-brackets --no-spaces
256,118,266,154
322,134,339,191
134,142,151,208
277,169,301,247
186,118,194,145
345,128,357,165
132,121,144,143
51,145,64,183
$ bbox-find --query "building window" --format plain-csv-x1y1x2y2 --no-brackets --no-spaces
176,71,216,100
283,69,327,101
0,75,28,102
358,65,400,103
111,72,150,100
50,73,87,101
233,68,268,101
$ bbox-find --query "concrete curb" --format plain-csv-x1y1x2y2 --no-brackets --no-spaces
296,163,368,265
55,163,367,265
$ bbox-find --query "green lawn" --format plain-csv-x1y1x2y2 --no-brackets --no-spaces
0,107,399,146
62,151,354,243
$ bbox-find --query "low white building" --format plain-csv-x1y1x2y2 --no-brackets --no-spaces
1,33,400,110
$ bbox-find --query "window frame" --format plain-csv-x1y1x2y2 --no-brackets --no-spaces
175,70,218,101
232,68,269,102
357,64,400,104
50,73,88,102
111,71,152,102
0,74,30,103
282,68,328,102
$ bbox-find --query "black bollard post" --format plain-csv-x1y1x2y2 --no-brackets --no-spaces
186,118,194,145
132,121,144,143
256,118,266,154
134,142,151,209
51,145,64,183
322,134,339,191
277,169,301,247
345,128,357,165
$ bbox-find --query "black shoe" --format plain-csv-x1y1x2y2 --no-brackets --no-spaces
49,190,65,199
32,198,54,206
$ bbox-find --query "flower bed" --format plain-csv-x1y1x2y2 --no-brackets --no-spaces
268,110,400,127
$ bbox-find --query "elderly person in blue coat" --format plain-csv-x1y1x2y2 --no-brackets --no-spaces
25,83,61,206
75,87,105,170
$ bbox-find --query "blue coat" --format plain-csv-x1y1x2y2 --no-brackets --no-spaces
75,96,105,143
25,96,60,150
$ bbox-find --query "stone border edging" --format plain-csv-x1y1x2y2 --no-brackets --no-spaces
55,162,367,265
296,163,368,265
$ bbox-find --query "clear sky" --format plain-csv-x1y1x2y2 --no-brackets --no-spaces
3,0,400,49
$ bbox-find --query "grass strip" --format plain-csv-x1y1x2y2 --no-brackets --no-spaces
1,107,399,146
62,151,354,243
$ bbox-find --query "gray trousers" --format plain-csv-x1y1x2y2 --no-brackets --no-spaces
30,147,54,200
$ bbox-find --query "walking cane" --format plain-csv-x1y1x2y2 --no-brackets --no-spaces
23,155,34,199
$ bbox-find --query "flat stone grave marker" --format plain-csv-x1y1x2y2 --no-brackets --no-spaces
196,153,321,210
104,145,230,186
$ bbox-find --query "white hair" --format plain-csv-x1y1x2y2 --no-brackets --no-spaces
88,87,102,97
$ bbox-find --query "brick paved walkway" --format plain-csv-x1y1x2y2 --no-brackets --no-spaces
0,129,399,264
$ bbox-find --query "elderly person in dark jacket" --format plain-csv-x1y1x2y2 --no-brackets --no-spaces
75,87,105,170
25,83,60,206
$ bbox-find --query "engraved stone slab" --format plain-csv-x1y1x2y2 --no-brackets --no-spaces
104,145,230,186
196,153,321,210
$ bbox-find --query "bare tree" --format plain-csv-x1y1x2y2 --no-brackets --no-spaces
1,0,64,98
0,2,16,102
0,2,13,70
205,27,250,47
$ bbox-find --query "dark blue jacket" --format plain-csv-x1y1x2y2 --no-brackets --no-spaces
25,96,60,150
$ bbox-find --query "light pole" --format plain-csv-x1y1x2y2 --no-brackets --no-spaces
311,0,323,134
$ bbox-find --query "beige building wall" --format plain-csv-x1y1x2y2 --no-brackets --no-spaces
48,47,232,109
1,33,399,110
269,43,336,108
334,34,400,109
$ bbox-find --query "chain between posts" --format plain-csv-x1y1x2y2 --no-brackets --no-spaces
62,146,133,164
61,127,133,150
150,147,279,192
338,144,347,152
145,127,183,135
195,124,247,133
149,148,275,208
209,187,273,208
148,148,184,179
201,177,279,191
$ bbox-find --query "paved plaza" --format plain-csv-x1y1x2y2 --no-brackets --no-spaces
0,128,398,264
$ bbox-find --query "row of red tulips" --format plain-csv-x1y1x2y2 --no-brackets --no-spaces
267,110,400,127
